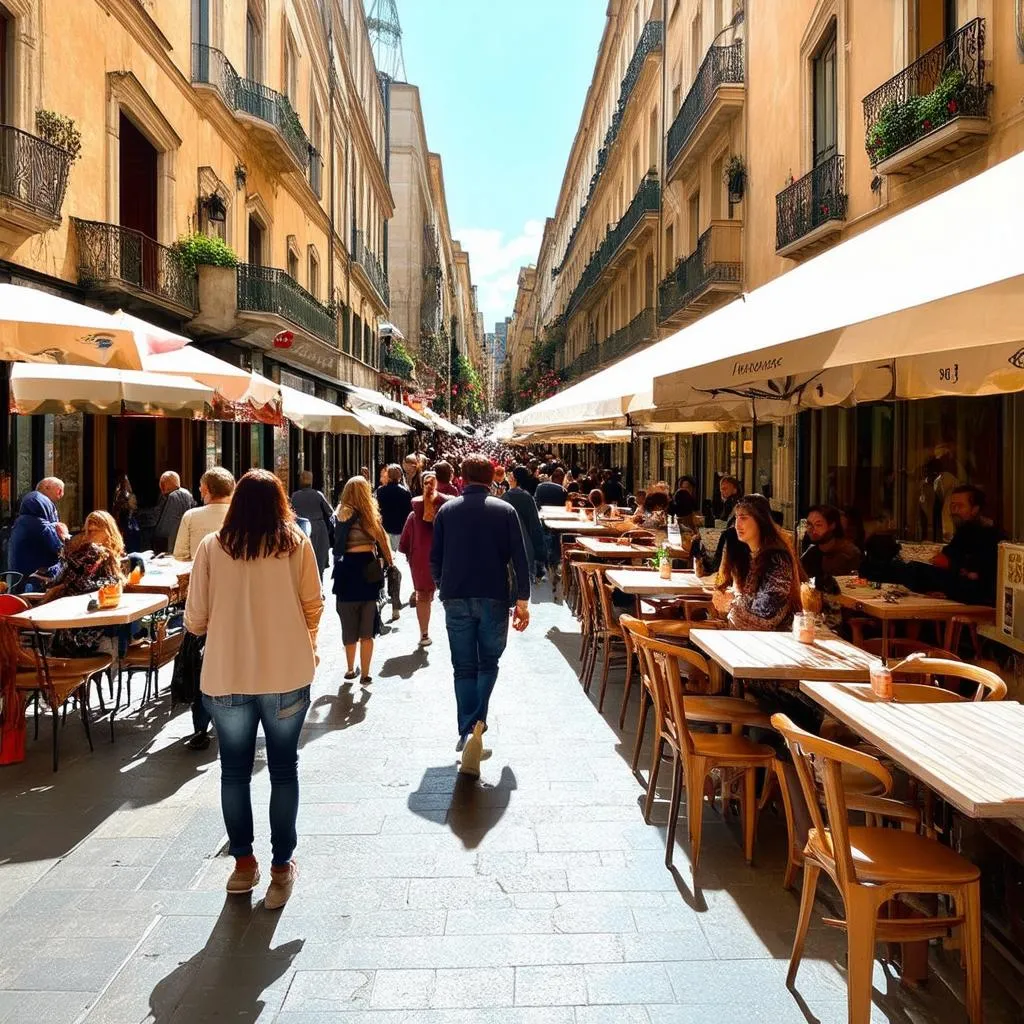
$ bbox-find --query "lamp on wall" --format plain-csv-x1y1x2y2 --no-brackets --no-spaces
235,163,247,191
203,193,227,223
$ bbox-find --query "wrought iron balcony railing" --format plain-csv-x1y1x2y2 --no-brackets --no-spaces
0,124,72,222
381,344,415,381
667,41,744,169
862,18,988,166
192,43,311,171
564,344,601,383
308,148,322,199
236,263,336,345
565,174,660,317
775,154,847,252
352,229,390,307
600,307,656,365
73,218,197,313
658,226,742,322
552,21,662,278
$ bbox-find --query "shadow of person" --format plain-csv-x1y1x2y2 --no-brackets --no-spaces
302,682,371,742
407,764,518,851
378,649,429,680
148,898,304,1023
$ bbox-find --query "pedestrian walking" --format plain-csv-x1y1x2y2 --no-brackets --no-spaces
152,471,195,554
184,469,323,909
398,471,449,648
502,466,547,583
430,453,531,777
332,475,395,683
290,470,336,581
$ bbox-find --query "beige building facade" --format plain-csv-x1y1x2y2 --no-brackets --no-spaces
0,0,401,520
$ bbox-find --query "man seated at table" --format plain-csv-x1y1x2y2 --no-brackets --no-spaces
8,478,69,591
923,485,1005,605
800,504,862,580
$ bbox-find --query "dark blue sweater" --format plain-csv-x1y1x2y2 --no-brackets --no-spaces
430,485,531,604
8,492,63,582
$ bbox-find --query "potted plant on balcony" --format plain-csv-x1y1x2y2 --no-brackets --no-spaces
34,110,82,163
170,233,239,327
724,155,747,203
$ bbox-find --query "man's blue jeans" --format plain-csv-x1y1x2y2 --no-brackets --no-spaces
443,598,510,739
203,687,311,866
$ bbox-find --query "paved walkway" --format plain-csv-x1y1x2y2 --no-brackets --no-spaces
0,567,1019,1023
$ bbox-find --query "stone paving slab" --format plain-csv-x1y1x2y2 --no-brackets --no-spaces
0,565,1020,1023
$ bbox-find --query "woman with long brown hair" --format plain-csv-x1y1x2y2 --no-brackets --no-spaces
185,469,323,910
332,475,394,683
711,494,802,630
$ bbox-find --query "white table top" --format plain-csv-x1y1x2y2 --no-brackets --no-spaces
689,628,877,681
800,681,1024,819
577,537,656,557
545,520,618,535
538,507,586,522
9,591,169,629
605,569,711,596
835,577,992,621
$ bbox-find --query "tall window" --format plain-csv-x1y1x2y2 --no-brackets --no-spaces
287,246,299,280
690,11,703,83
245,3,263,82
0,4,12,123
191,0,209,46
648,105,658,171
248,215,264,266
283,35,297,105
687,191,700,252
812,21,838,166
664,223,674,266
307,247,319,298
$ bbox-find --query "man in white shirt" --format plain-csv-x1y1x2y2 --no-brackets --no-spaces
176,467,234,751
174,467,235,561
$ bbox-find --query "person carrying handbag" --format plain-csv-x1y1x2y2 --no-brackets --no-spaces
332,475,394,684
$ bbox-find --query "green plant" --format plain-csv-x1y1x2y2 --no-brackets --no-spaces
277,95,305,140
34,110,82,163
168,233,238,273
723,155,746,199
649,543,671,569
382,339,415,381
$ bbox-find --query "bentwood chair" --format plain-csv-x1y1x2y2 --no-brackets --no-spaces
893,656,1006,702
624,620,777,871
119,614,184,733
772,714,983,1024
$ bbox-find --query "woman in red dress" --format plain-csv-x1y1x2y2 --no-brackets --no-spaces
398,472,449,648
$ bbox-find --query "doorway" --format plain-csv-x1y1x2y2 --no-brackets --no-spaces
248,214,264,266
118,112,159,292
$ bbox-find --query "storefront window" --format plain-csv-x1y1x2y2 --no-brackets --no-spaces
14,415,33,508
205,423,223,471
250,424,263,471
48,414,84,527
274,424,289,489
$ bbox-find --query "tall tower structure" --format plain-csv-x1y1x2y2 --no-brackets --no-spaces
366,0,407,83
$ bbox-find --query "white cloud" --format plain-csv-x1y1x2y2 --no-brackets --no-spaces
454,219,544,329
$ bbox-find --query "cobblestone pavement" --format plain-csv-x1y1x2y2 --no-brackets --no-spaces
0,565,1019,1023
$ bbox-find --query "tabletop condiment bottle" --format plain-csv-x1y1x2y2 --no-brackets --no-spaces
793,611,815,644
658,545,672,579
870,659,894,701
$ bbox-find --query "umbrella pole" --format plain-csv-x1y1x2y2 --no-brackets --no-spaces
750,407,757,495
793,414,801,543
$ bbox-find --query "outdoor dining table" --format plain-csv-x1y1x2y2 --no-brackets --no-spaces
835,576,993,659
576,537,656,559
544,519,619,535
688,628,877,683
605,568,712,597
538,507,588,523
800,681,1024,821
7,591,169,630
126,558,192,601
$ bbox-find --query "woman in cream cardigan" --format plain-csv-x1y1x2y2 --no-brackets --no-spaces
185,469,323,910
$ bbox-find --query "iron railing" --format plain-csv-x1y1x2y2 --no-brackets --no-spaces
308,147,322,198
73,218,197,312
192,43,310,171
600,307,657,365
667,41,744,168
659,226,742,321
236,263,336,345
552,21,662,277
418,332,448,380
352,229,390,306
0,124,72,222
381,344,414,381
564,345,601,383
775,154,847,252
565,174,660,317
862,18,987,166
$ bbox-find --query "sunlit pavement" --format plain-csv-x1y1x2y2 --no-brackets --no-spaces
0,565,1018,1023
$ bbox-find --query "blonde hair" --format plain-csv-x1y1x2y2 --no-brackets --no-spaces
336,475,384,534
84,510,125,559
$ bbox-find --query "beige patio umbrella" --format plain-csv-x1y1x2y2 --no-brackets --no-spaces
280,385,375,435
9,363,215,417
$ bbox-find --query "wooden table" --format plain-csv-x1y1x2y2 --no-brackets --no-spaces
605,569,711,597
576,537,656,559
127,559,192,600
544,519,618,535
538,507,587,523
835,577,993,658
8,592,169,629
800,681,1024,820
689,628,876,682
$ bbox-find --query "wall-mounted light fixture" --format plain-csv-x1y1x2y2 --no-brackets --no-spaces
203,193,227,223
235,163,247,191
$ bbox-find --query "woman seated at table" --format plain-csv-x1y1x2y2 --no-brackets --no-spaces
588,488,614,516
43,511,127,656
631,491,669,530
710,496,802,631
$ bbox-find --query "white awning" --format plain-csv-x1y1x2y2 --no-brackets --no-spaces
9,363,214,417
281,385,372,434
0,286,190,370
142,343,280,409
421,407,469,436
343,384,433,428
352,408,415,436
379,321,405,341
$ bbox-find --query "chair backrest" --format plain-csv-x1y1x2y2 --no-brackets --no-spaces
771,712,894,890
895,656,1006,701
889,683,965,704
0,594,29,617
574,563,602,630
860,638,961,662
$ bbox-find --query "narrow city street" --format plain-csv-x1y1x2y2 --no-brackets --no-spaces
0,569,1014,1024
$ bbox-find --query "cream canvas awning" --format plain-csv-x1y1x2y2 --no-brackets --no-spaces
280,385,373,435
9,363,214,417
352,408,415,436
421,407,469,436
344,384,433,429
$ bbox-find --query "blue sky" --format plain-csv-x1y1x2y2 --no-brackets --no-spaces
394,0,606,329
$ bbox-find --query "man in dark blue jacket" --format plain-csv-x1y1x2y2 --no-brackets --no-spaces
431,453,530,777
8,481,67,590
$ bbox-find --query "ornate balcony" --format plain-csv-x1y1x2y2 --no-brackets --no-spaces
0,125,72,250
666,41,744,182
600,307,657,365
308,148,323,199
776,155,847,259
191,44,311,176
381,342,414,381
565,174,661,318
236,264,336,347
863,18,989,178
352,228,390,308
72,218,197,316
658,221,742,328
563,344,601,384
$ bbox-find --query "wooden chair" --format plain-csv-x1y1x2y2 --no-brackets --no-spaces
559,538,584,608
572,563,602,691
594,576,630,713
119,614,185,712
858,638,960,663
624,620,777,871
772,713,983,1024
1,596,111,772
894,656,1006,702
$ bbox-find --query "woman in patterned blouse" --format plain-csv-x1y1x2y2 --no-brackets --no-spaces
711,495,802,631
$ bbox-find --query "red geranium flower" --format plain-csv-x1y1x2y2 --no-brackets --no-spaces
947,99,958,114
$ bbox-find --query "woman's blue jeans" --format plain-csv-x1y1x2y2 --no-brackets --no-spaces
203,687,311,866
